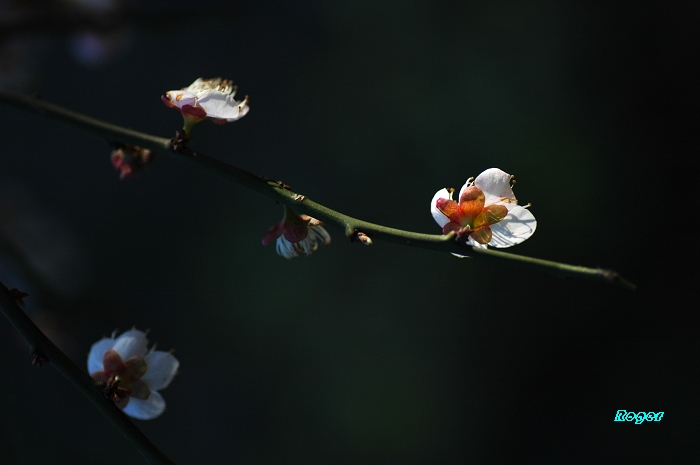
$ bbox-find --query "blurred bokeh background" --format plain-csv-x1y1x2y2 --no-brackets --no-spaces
1,0,697,463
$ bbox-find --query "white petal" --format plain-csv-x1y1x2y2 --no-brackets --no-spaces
431,188,453,228
197,91,247,120
487,205,537,248
466,237,488,248
142,351,179,391
87,337,115,374
300,237,316,255
112,329,149,360
276,236,298,259
308,225,331,246
186,78,207,92
188,78,232,94
122,391,166,420
165,90,197,109
473,168,517,210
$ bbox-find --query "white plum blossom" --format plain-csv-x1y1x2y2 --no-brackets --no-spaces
262,206,331,259
275,221,331,259
162,78,249,134
88,329,179,420
431,168,536,253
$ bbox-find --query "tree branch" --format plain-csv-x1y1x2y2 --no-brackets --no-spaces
0,89,635,289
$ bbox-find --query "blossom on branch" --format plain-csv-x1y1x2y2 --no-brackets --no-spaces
431,168,536,252
162,77,249,135
88,329,179,420
262,205,331,259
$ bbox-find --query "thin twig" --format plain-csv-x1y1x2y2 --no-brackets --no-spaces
0,89,635,289
0,282,177,465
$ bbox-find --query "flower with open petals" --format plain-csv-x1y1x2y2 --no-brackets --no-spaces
88,329,179,420
162,77,249,134
262,206,331,259
431,168,536,251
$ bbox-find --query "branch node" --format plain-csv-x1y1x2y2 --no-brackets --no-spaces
275,180,292,190
9,288,29,307
348,230,373,246
597,268,637,290
168,130,191,153
30,349,48,368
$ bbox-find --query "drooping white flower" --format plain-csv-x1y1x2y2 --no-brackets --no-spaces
262,206,331,259
88,329,179,420
431,168,536,251
162,78,249,134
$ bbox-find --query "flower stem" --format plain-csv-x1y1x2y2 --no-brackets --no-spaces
0,90,635,290
0,282,177,465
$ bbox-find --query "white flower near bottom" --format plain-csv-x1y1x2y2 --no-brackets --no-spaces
262,206,331,259
431,168,536,254
88,329,179,420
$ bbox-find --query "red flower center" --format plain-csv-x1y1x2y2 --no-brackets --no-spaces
91,349,151,404
436,186,508,244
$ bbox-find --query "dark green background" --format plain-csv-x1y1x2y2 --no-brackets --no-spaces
1,1,697,463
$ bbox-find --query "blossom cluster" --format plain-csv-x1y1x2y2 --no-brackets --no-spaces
91,85,536,420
